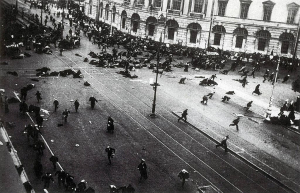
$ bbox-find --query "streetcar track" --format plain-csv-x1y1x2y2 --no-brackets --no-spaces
70,50,300,189
61,49,299,192
52,52,284,192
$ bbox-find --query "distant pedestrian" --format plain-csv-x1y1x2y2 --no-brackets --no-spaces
49,155,58,170
89,96,98,109
105,146,115,165
178,169,189,188
107,116,114,133
178,109,188,123
137,159,148,181
53,99,59,112
249,67,256,78
42,173,54,189
206,91,215,99
179,77,186,84
282,74,290,83
65,173,76,192
74,100,79,112
4,96,9,113
19,100,28,114
221,96,231,102
77,180,87,192
245,101,253,111
35,91,42,103
200,95,208,105
34,140,45,155
36,114,44,128
62,109,70,122
20,88,27,100
210,74,217,81
55,170,66,187
252,84,262,95
229,117,240,131
34,159,43,179
216,135,229,152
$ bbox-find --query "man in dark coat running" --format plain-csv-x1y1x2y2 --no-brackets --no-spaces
178,109,188,122
216,135,229,152
229,117,240,131
89,96,98,109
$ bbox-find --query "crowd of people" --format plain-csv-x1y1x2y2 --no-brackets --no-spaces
1,0,300,192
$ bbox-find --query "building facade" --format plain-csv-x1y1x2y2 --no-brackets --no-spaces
83,0,300,57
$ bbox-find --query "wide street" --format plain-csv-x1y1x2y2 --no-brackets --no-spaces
1,1,300,192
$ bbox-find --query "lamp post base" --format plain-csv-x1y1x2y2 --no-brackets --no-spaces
149,113,157,118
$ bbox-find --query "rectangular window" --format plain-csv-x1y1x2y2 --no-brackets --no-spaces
281,41,289,54
138,0,144,5
235,36,243,48
154,0,162,7
218,1,227,16
113,13,115,22
173,0,182,10
194,0,204,13
89,6,92,14
122,18,126,29
240,3,250,19
167,0,171,9
190,31,197,43
214,33,221,45
263,7,272,21
287,9,297,24
168,28,175,40
258,38,266,51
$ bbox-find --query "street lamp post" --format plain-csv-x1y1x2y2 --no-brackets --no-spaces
265,59,280,120
150,33,162,117
41,0,43,25
207,0,215,49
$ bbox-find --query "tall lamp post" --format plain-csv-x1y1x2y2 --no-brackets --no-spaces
40,0,43,25
265,59,280,120
207,0,215,49
150,33,162,117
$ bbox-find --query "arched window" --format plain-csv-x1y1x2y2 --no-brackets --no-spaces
105,4,109,20
121,10,127,29
166,19,179,40
131,13,140,32
187,23,201,43
146,16,157,36
212,25,226,45
100,2,103,18
256,30,271,51
279,32,294,54
233,27,248,48
112,6,116,23
89,0,93,14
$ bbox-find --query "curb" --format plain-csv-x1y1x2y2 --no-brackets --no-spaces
172,111,297,193
0,124,35,193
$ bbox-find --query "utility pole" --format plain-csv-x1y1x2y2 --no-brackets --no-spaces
265,60,280,120
291,17,300,67
150,33,162,117
41,0,43,25
207,0,215,49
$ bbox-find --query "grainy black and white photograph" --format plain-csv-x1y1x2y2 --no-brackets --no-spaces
0,0,300,192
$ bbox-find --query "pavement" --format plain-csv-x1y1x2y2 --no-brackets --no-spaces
1,1,300,193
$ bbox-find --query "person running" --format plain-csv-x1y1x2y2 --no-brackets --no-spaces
49,155,59,170
105,146,115,165
216,135,229,152
252,84,262,95
245,101,253,111
229,117,240,131
206,91,215,99
178,109,188,123
89,96,98,109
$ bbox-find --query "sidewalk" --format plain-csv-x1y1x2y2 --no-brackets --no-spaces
0,125,30,193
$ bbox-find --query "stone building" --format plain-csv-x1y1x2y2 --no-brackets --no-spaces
84,0,300,57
